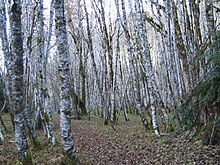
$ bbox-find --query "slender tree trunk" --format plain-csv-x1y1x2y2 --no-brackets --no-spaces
46,0,54,62
172,0,191,91
113,0,121,123
77,0,87,116
205,0,216,44
120,0,149,130
0,127,3,144
101,0,115,124
38,0,55,144
0,0,15,131
10,1,33,164
83,0,99,88
83,0,102,117
22,0,38,146
36,0,47,136
54,0,77,162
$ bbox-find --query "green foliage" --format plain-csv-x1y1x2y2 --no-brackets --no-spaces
195,39,220,107
179,101,201,130
177,32,220,144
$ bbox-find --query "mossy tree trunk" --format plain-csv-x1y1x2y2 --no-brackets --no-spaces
10,1,33,164
66,0,87,117
54,0,77,162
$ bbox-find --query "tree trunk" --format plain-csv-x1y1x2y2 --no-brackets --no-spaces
0,0,15,131
134,0,161,136
35,0,55,144
46,0,54,62
0,128,3,145
54,0,77,162
10,1,33,164
22,0,38,146
120,0,149,130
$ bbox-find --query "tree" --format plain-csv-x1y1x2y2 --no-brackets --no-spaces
0,128,3,144
10,0,33,164
66,0,88,118
22,0,38,146
36,0,55,144
54,0,77,163
0,0,15,130
120,0,150,130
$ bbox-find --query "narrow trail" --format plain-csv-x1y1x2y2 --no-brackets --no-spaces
71,118,219,165
74,124,138,164
0,114,219,164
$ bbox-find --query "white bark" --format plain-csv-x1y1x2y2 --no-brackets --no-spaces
120,0,149,129
10,0,32,162
0,0,10,69
135,0,160,136
37,0,55,144
83,0,99,88
0,0,14,130
22,0,38,145
0,128,3,144
55,0,76,160
46,0,54,62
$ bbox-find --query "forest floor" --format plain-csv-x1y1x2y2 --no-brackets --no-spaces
0,113,220,164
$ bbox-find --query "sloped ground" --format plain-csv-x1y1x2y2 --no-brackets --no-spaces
0,114,219,164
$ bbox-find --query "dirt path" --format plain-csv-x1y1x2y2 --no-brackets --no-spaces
74,125,138,164
72,118,220,165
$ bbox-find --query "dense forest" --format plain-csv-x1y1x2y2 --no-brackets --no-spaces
0,0,219,164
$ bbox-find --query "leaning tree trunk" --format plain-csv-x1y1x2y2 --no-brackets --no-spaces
134,0,161,136
54,0,77,163
172,0,191,91
10,1,33,164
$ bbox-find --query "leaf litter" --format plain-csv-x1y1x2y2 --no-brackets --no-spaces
0,114,219,164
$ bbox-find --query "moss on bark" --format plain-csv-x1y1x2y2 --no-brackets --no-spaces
62,153,79,165
16,152,33,165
